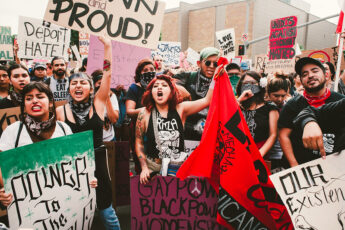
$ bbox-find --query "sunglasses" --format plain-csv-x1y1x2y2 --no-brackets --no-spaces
204,60,218,68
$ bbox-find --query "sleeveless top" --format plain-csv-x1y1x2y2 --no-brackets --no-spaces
144,109,185,159
63,104,104,148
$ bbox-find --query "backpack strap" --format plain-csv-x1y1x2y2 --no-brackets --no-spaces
15,122,24,148
57,121,66,136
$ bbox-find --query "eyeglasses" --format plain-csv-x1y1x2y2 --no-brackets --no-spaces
204,60,218,68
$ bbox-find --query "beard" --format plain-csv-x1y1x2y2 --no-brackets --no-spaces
53,69,66,78
303,79,326,93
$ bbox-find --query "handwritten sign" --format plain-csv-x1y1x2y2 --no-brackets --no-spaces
0,107,20,135
131,176,227,230
0,26,13,61
87,35,150,89
216,28,236,58
44,0,166,49
17,16,70,60
270,151,345,230
254,54,295,74
269,16,297,60
79,32,89,58
0,131,96,229
151,41,181,66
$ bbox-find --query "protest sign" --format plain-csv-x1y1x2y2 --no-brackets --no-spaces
151,41,181,66
184,140,199,156
87,35,150,89
17,16,70,60
186,47,200,66
44,0,166,49
79,32,90,58
0,131,96,229
0,26,13,60
131,176,227,230
71,45,82,62
254,54,295,74
296,46,345,70
230,57,242,66
216,28,236,58
0,107,20,135
269,16,297,60
270,151,345,230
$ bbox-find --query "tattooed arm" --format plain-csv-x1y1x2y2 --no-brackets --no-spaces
135,108,150,184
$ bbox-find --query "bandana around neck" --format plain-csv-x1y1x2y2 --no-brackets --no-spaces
68,93,93,125
9,90,22,106
195,70,212,97
24,113,55,136
303,88,331,108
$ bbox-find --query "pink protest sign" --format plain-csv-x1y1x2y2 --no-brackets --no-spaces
87,35,151,89
131,176,227,230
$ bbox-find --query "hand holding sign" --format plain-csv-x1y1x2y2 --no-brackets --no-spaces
0,188,13,207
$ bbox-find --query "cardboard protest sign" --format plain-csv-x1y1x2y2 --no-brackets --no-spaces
0,131,96,229
254,54,295,74
270,151,345,230
0,26,13,60
87,35,151,89
216,28,236,58
269,16,297,60
17,16,70,60
186,47,200,66
131,176,227,230
296,46,345,70
44,0,166,49
79,32,90,57
151,41,181,66
0,107,20,135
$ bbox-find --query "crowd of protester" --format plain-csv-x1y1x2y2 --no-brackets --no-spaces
1,41,345,229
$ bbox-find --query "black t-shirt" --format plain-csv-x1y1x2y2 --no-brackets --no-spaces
0,98,16,109
125,83,145,109
278,92,345,164
243,102,278,145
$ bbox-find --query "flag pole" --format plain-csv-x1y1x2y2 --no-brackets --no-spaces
334,15,345,92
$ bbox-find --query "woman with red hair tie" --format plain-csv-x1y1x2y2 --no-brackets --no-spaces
135,74,215,184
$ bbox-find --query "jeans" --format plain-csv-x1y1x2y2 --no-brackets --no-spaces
99,204,121,230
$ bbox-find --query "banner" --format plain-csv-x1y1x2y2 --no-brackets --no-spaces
79,32,90,58
87,35,151,89
270,151,345,230
131,176,226,230
269,16,297,60
0,26,13,61
0,107,20,135
151,41,181,66
0,131,96,229
44,0,166,49
254,54,295,74
216,28,236,58
17,16,70,60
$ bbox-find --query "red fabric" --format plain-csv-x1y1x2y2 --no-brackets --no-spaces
337,11,344,34
303,88,331,108
177,68,292,229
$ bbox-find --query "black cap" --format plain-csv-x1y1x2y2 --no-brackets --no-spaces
295,57,325,76
34,62,47,70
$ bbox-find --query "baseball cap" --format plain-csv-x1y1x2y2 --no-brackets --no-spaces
295,57,325,76
199,47,220,61
240,62,250,70
34,62,46,70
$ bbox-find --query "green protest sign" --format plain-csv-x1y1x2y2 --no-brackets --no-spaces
0,26,13,61
0,131,96,229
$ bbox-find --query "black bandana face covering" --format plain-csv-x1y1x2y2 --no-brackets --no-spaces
140,72,156,88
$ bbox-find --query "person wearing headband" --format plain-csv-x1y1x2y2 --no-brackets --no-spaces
55,37,121,230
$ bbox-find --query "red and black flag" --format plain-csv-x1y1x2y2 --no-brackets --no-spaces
177,62,292,229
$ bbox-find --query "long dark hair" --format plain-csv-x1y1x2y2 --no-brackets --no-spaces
236,71,265,110
142,75,179,112
267,72,291,94
20,82,56,122
134,59,155,83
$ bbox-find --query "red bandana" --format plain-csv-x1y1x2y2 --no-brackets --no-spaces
303,88,331,108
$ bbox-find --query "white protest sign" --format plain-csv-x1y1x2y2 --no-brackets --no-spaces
17,16,70,60
186,47,200,65
44,0,166,49
151,41,181,66
0,26,13,60
184,140,200,156
254,54,295,74
270,151,345,230
79,32,89,58
216,28,236,58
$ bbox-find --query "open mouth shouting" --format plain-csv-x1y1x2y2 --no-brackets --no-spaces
157,90,163,100
74,90,84,98
31,105,42,112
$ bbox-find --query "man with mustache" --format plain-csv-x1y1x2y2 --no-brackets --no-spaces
45,56,69,101
278,57,345,168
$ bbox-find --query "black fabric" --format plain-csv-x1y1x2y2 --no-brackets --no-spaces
242,102,278,144
0,98,16,109
144,109,185,159
173,71,208,141
125,83,145,109
15,122,24,148
63,104,104,148
278,92,345,165
293,98,345,153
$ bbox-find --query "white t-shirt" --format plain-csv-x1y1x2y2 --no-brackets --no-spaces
0,121,73,151
103,94,119,141
49,76,69,101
